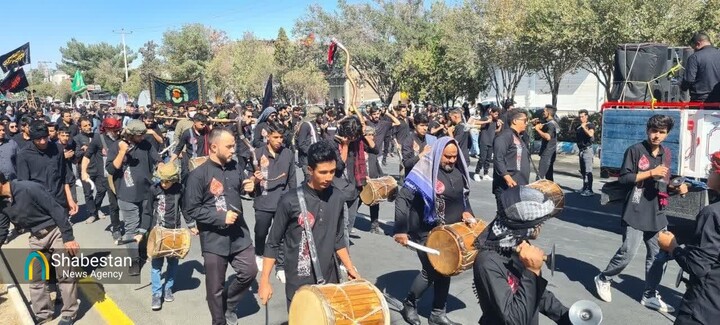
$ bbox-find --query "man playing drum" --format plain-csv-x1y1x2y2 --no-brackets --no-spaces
258,140,360,310
394,137,477,325
473,185,571,325
171,113,210,180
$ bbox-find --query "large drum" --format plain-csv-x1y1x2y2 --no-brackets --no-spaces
360,176,398,206
426,221,487,276
527,179,565,216
189,157,208,171
289,279,390,325
147,227,191,259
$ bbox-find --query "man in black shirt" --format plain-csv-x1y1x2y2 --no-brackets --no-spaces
252,122,296,283
594,115,688,313
58,109,79,138
184,129,258,325
142,112,164,153
493,110,531,215
12,116,32,150
252,107,278,148
0,176,80,325
681,32,720,102
448,108,471,163
474,108,502,181
657,151,720,325
394,137,476,325
172,114,209,181
576,109,596,196
365,106,400,164
534,105,558,181
258,140,360,310
402,113,436,177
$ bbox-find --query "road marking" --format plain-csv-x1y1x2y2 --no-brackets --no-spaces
563,206,621,218
78,277,134,325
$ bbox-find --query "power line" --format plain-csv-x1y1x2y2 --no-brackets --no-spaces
112,28,133,82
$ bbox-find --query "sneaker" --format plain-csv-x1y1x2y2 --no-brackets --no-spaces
276,270,286,284
98,211,108,219
594,274,612,302
85,215,98,224
581,189,594,197
473,174,482,182
483,175,493,181
164,288,175,302
57,316,75,325
255,255,264,272
225,310,238,325
641,293,675,313
151,295,162,310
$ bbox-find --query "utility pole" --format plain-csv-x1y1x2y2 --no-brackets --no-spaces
113,28,133,82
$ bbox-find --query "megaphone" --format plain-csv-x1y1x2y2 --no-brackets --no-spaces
568,300,603,325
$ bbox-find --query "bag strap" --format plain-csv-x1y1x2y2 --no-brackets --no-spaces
296,186,326,285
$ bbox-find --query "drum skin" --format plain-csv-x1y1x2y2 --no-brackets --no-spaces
189,157,208,171
360,176,398,206
147,227,191,259
426,221,487,276
527,179,565,216
288,279,390,325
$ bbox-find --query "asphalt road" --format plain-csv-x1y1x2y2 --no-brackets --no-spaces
2,155,688,325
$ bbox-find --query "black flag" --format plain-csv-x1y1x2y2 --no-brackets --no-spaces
0,67,29,94
262,74,273,109
0,43,31,73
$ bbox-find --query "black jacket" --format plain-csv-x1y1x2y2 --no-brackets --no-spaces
253,146,297,212
493,129,531,191
139,183,196,233
473,249,570,325
17,142,73,207
681,45,720,102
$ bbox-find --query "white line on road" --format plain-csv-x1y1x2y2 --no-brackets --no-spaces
563,206,621,218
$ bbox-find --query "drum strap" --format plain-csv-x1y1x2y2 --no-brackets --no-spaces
296,186,326,285
189,129,197,159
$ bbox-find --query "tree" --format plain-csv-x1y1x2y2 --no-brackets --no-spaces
121,71,144,98
207,34,276,100
138,41,163,88
91,58,124,94
282,65,329,104
58,39,136,88
160,24,214,80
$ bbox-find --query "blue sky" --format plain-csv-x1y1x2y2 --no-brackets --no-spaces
3,0,351,70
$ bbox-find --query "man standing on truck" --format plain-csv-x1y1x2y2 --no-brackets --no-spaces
681,32,720,103
594,114,688,313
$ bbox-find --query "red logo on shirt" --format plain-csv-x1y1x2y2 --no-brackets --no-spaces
298,211,315,229
638,155,650,171
435,180,445,194
209,178,224,196
507,272,519,293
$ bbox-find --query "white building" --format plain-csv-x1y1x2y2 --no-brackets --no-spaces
51,70,70,85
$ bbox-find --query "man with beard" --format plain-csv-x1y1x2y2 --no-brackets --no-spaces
12,116,32,150
402,113,436,177
17,121,79,218
394,137,476,325
184,129,258,325
142,112,164,152
534,105,559,181
365,106,400,162
82,118,122,239
106,120,159,274
257,140,360,310
447,108,471,163
253,107,278,148
75,117,98,223
57,110,79,138
493,109,531,215
172,114,209,180
473,185,571,325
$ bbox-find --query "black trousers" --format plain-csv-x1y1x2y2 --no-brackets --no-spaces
82,175,120,229
538,151,556,181
202,246,258,325
675,311,702,325
406,249,451,312
253,210,285,269
475,144,493,175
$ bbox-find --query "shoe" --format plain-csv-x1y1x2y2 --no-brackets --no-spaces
98,211,107,219
164,288,174,302
483,175,493,181
641,293,675,313
429,312,461,325
581,189,594,197
473,174,482,182
400,299,421,325
276,270,286,284
58,316,75,325
369,221,383,235
256,255,264,272
85,215,98,224
112,229,122,243
225,310,238,325
594,274,612,302
151,295,162,311
129,258,141,276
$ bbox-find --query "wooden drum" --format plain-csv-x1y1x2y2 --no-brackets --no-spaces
189,157,208,171
289,279,390,325
147,227,191,259
527,179,565,216
360,176,398,206
426,221,487,276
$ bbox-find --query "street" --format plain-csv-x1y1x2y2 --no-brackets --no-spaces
2,154,687,325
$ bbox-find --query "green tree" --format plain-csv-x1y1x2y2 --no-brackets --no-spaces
138,41,163,88
207,34,276,100
91,58,124,94
160,24,214,80
121,71,144,98
58,39,136,88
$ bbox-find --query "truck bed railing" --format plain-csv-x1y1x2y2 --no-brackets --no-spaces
602,101,720,111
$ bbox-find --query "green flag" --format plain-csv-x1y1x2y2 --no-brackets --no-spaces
71,69,86,94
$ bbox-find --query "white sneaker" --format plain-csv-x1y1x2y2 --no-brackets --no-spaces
276,270,286,284
641,294,675,313
255,255,263,272
483,175,493,181
473,174,482,182
594,275,612,302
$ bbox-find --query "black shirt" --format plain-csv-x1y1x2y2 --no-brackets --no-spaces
681,45,720,102
618,141,670,232
184,158,252,256
474,250,570,325
73,132,93,162
296,122,319,167
12,133,30,150
106,139,159,203
333,138,378,201
140,183,195,232
366,119,392,154
394,118,411,144
402,133,430,176
672,201,720,324
17,142,73,206
493,129,531,190
575,122,595,150
252,121,270,148
479,117,499,146
539,120,558,156
253,146,297,212
453,123,471,162
84,133,116,177
394,167,473,241
174,128,209,158
264,183,346,297
0,180,74,245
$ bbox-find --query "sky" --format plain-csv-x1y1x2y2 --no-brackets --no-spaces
2,0,354,71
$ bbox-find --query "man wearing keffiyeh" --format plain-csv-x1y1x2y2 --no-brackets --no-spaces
472,185,571,325
393,136,476,325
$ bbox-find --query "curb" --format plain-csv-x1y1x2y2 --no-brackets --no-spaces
0,251,35,325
